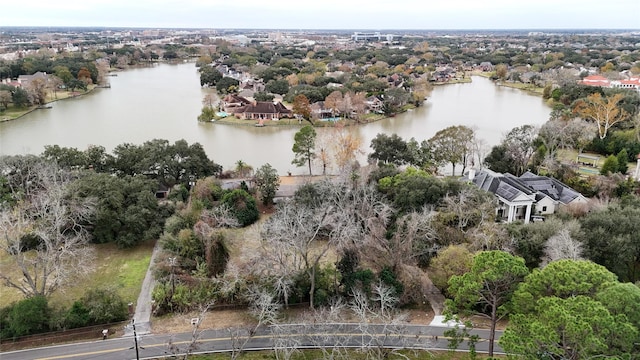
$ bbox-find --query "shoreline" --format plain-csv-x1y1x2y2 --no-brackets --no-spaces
0,86,99,123
208,114,391,128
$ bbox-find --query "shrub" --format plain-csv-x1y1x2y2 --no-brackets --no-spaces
600,155,619,175
164,214,188,235
81,287,128,325
221,189,259,226
168,184,190,202
3,296,51,338
64,301,91,329
616,149,629,174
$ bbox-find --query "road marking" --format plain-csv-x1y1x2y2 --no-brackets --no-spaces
34,331,481,359
36,347,128,360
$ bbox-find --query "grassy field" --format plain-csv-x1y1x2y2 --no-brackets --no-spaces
0,240,154,308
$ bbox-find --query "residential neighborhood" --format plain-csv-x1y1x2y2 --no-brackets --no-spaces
1,22,640,360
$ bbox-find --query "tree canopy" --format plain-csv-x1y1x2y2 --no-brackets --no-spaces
292,125,316,175
446,250,529,356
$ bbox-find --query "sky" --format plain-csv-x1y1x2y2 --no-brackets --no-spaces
2,0,639,30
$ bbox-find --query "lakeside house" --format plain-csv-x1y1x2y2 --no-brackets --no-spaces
235,101,292,120
220,94,292,120
468,168,587,223
580,74,640,92
17,71,50,87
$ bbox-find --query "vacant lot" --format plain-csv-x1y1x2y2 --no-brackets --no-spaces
0,240,154,308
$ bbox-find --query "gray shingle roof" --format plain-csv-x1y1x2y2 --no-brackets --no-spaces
471,169,583,203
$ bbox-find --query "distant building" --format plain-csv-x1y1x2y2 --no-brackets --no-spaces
351,32,399,42
17,71,49,87
580,75,640,93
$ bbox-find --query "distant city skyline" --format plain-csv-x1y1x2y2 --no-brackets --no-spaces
2,0,639,30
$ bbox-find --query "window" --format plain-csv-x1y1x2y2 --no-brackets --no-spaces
542,206,547,212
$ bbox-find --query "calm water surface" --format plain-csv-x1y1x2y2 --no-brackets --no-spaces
0,62,550,175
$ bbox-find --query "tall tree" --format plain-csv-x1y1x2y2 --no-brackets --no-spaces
11,87,30,107
199,66,222,87
254,163,280,205
292,125,316,175
486,125,538,176
574,93,629,140
0,90,11,110
368,133,410,166
331,124,364,173
578,204,640,283
500,295,637,359
26,78,47,105
292,94,311,120
427,125,474,176
0,161,95,297
512,259,618,314
324,90,343,117
446,250,529,356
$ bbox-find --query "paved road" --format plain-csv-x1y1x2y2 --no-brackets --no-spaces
1,324,503,360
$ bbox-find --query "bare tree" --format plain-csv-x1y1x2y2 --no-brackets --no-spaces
542,227,584,266
0,162,95,297
315,131,333,176
349,91,367,121
350,285,430,360
229,287,281,360
574,93,629,140
566,119,598,154
331,123,364,174
26,78,47,105
324,90,343,117
261,198,334,309
442,187,496,232
165,301,215,360
261,179,392,308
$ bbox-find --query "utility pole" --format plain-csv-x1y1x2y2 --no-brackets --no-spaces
129,319,140,360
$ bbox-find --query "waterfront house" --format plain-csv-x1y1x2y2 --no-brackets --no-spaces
235,101,292,120
17,71,49,87
221,94,251,112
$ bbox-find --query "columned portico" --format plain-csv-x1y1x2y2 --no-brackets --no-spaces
499,197,534,224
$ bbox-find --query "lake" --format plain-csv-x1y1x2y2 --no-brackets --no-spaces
0,62,550,175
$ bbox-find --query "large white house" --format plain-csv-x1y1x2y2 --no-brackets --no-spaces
468,169,587,223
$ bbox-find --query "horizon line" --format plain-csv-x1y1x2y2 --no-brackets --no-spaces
1,26,639,32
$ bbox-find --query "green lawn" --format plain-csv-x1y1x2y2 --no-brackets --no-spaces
0,240,154,308
555,149,638,177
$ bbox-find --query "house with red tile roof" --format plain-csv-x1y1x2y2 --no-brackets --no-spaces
579,75,610,87
579,75,640,93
